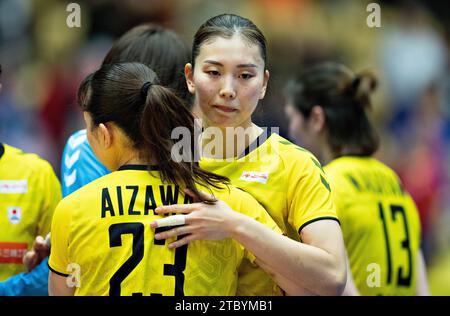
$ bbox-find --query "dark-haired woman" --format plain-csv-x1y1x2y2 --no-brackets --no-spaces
61,23,191,198
151,14,347,296
284,62,429,295
48,63,280,296
17,23,196,296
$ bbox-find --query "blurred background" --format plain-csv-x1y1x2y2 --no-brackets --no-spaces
0,0,449,294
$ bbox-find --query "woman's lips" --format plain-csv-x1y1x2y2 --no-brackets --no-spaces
213,105,237,113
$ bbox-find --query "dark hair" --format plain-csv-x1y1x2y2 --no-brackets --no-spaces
191,14,267,67
285,62,379,156
79,62,229,201
103,23,191,104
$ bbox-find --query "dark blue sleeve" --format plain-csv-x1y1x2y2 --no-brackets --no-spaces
0,257,49,296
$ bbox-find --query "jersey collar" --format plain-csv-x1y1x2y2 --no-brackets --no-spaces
118,164,160,171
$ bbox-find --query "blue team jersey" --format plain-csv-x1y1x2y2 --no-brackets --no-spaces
61,129,110,197
0,258,50,296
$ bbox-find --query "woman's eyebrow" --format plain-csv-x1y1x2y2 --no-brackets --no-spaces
237,63,258,68
204,60,223,66
203,60,258,68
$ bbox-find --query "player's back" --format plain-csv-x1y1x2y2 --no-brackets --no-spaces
325,156,421,295
48,164,279,296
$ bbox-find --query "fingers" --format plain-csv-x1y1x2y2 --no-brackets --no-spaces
167,234,196,249
154,225,195,240
35,235,45,245
34,236,47,251
22,251,37,271
33,235,51,259
150,214,187,228
155,203,200,215
154,189,216,214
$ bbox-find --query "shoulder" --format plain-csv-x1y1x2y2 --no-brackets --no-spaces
60,171,117,207
269,134,325,177
371,159,401,179
324,157,352,178
62,130,89,167
3,144,56,177
369,159,408,192
65,129,88,151
273,134,319,163
73,171,117,196
63,129,100,162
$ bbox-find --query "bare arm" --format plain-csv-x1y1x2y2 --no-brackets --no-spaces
152,200,347,296
230,214,347,295
254,258,315,295
341,250,359,296
416,250,430,296
48,271,75,296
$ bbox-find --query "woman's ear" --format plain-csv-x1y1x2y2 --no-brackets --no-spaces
98,123,113,149
259,70,270,99
310,105,326,133
185,63,195,95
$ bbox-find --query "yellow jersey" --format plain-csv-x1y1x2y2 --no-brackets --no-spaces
0,143,61,280
325,156,422,295
48,165,281,296
200,133,338,295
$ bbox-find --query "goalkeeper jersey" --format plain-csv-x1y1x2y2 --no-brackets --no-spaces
0,143,61,280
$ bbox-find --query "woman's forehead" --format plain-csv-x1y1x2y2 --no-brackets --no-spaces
197,35,264,66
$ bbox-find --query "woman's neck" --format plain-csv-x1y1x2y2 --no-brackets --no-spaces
113,149,155,170
318,145,336,166
201,119,262,159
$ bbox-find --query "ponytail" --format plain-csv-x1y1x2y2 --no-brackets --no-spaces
140,83,229,202
348,70,378,110
285,62,380,156
80,62,229,203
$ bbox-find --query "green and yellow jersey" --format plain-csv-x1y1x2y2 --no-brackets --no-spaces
0,143,61,280
200,133,338,295
325,156,421,296
48,165,281,296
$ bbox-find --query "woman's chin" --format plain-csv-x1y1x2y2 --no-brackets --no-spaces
205,115,239,129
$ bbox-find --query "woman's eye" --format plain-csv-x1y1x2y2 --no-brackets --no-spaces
240,73,254,80
207,70,220,76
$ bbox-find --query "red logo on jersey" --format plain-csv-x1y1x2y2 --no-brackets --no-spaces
0,242,28,264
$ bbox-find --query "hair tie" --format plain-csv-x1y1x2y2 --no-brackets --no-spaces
140,81,152,99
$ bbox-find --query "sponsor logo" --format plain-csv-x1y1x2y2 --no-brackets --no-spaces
240,171,269,184
0,242,28,264
0,180,28,194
